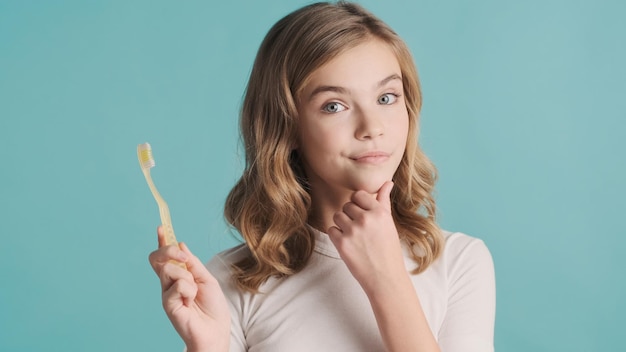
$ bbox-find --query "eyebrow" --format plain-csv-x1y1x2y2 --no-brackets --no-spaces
307,73,402,101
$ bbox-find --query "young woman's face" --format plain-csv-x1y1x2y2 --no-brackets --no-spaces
296,38,409,197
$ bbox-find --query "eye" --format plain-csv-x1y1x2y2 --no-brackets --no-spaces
378,93,398,105
322,102,347,113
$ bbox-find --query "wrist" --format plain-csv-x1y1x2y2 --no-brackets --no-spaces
362,268,413,299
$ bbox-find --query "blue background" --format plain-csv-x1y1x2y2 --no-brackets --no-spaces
1,0,624,351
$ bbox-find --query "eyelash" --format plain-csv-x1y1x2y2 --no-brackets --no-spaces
378,93,400,105
321,93,401,113
322,102,346,113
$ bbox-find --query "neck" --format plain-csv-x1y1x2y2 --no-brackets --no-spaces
307,188,351,233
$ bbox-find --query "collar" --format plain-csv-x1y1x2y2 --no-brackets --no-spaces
310,226,342,259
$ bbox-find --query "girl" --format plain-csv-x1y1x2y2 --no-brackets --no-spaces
149,2,495,351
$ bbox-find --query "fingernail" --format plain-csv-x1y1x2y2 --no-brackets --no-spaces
178,252,188,261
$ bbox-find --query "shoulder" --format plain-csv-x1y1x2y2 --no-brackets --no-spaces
437,230,495,288
206,244,250,283
440,230,493,264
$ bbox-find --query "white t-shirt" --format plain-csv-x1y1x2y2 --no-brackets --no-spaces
206,229,496,352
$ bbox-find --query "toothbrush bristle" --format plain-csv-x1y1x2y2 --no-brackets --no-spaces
137,143,155,169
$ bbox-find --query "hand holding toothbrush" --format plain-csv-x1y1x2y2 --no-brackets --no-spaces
139,143,230,351
148,226,231,352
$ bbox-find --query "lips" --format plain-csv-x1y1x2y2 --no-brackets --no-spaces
350,151,390,164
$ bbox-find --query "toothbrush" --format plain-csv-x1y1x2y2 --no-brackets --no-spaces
137,143,186,269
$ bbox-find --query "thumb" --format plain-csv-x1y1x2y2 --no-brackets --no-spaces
376,181,394,211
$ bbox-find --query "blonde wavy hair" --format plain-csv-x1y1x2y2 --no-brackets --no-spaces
225,1,443,293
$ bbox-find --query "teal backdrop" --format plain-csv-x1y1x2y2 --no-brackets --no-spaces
1,0,624,351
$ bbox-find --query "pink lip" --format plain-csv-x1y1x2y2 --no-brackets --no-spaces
351,151,390,164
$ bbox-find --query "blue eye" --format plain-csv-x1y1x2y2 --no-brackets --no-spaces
378,93,398,105
322,102,347,113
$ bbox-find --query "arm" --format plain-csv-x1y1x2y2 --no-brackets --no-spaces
364,266,440,352
148,226,231,352
327,182,440,352
438,236,495,352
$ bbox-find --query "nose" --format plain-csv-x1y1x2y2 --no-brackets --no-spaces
354,107,384,140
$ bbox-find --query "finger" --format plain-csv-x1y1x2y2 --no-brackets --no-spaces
149,244,189,273
376,181,394,212
163,276,199,312
157,225,166,248
159,260,194,292
332,211,352,233
350,190,377,210
342,202,363,220
179,242,217,286
326,225,344,249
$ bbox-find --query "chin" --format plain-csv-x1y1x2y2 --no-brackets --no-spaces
349,178,390,195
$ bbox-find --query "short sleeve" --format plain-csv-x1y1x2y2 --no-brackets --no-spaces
438,235,496,352
206,249,249,352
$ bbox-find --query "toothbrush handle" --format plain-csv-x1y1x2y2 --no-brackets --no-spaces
160,222,178,247
142,170,187,270
161,222,187,270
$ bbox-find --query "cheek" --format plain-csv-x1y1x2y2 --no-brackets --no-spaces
402,118,410,140
392,109,410,139
300,122,342,150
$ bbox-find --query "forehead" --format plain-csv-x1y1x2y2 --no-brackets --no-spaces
301,39,402,95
